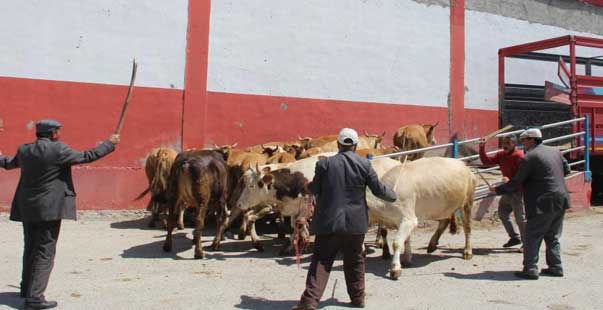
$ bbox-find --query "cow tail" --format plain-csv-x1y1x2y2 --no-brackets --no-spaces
150,151,170,195
449,213,458,235
134,187,150,201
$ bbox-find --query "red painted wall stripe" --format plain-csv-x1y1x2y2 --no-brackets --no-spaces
182,0,212,150
450,0,465,137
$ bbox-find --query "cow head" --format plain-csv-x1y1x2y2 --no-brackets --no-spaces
236,166,277,210
297,136,313,150
213,142,238,160
261,144,281,158
363,130,386,148
422,122,439,145
284,143,304,159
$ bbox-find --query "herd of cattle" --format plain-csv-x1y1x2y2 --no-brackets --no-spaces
135,122,477,279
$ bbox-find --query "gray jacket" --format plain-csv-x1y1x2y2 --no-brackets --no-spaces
0,138,115,222
308,150,396,235
496,144,571,219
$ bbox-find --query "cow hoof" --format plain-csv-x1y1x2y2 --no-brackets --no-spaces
162,242,172,252
390,269,402,280
210,242,220,251
381,252,392,260
401,261,412,268
238,234,246,240
252,242,265,252
194,252,205,259
427,244,437,254
277,233,286,240
463,252,473,260
177,224,185,230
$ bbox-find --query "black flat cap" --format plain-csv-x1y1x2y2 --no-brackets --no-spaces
35,119,62,134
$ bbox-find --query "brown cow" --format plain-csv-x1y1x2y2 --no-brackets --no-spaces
299,131,385,156
392,122,439,161
266,152,297,164
134,147,179,228
162,150,229,259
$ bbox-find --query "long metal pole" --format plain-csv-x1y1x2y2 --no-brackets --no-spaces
584,115,592,182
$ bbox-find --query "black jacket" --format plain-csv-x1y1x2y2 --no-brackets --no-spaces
0,138,115,222
308,150,396,235
496,144,571,219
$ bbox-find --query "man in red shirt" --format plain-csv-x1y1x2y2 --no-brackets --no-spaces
479,135,525,248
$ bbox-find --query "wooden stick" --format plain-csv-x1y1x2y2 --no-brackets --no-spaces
474,169,492,187
114,59,138,135
477,124,514,144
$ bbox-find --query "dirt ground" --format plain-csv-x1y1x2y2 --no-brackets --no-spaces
0,208,602,310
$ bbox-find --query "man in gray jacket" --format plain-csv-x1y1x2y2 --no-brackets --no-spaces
0,119,119,309
491,128,570,280
293,128,396,310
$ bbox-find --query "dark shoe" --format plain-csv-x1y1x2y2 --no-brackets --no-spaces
541,268,564,277
24,300,58,309
503,237,521,248
514,270,539,280
351,300,366,308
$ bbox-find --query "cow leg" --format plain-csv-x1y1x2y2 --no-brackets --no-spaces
461,203,473,260
193,207,207,259
238,210,253,240
247,205,273,252
427,219,450,254
177,208,185,230
381,228,391,259
402,236,412,267
162,204,179,252
388,217,417,280
277,214,287,240
375,223,384,248
279,220,298,256
147,201,157,228
211,206,243,251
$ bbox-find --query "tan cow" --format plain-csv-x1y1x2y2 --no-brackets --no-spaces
266,152,297,164
135,147,179,228
355,146,400,159
367,157,476,279
392,122,439,161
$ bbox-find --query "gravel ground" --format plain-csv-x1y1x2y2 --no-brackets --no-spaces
0,208,602,310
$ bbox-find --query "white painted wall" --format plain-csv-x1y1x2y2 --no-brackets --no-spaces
207,0,450,107
0,0,188,89
465,10,603,110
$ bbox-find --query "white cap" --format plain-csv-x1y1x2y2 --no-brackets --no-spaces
520,128,542,139
337,128,359,146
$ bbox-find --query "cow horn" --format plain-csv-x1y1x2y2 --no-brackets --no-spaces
364,130,369,137
255,164,260,174
213,144,220,149
232,142,238,148
381,131,386,137
432,121,440,128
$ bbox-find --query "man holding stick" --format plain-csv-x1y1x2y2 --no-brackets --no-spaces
0,120,119,309
479,134,526,249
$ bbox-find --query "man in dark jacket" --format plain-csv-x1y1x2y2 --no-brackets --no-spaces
491,128,570,280
0,119,119,309
293,128,396,310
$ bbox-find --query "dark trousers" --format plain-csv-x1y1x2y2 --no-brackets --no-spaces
21,220,61,301
298,234,365,308
523,209,564,273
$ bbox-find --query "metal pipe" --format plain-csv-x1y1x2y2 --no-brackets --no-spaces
561,146,585,154
452,140,459,158
569,160,585,167
543,132,584,144
584,115,592,182
540,117,585,129
372,142,453,159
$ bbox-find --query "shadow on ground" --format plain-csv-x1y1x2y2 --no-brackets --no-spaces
235,295,356,310
0,292,22,310
443,270,520,281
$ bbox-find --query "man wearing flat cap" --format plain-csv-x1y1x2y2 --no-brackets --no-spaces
292,128,396,310
490,128,570,280
0,119,119,309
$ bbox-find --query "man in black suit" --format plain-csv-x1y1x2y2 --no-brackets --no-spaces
0,119,119,309
293,128,396,310
491,128,570,280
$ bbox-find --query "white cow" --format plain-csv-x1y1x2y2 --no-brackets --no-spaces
366,157,476,279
